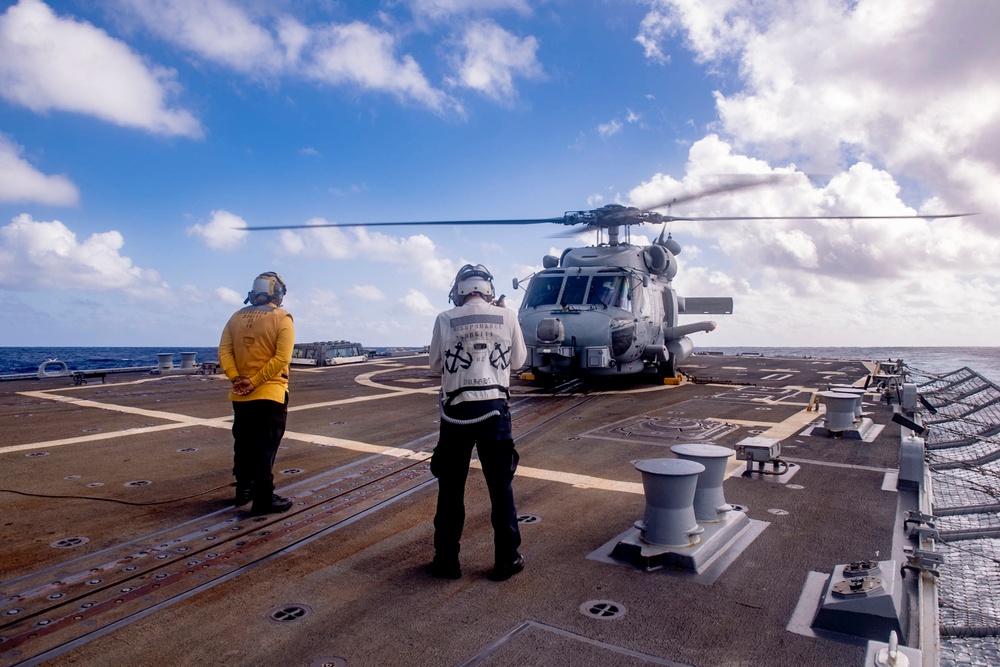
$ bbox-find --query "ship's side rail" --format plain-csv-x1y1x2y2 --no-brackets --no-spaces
913,367,1000,667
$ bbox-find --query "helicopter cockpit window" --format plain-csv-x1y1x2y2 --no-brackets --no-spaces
523,275,563,308
561,276,588,305
586,276,627,309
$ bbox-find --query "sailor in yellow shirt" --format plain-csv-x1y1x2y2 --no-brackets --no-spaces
218,272,295,515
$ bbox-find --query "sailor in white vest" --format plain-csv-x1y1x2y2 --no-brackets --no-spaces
427,264,527,581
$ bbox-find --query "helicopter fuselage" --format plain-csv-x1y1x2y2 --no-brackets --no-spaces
517,243,729,379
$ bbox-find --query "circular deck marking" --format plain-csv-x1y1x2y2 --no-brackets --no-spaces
517,514,541,524
768,508,789,516
280,469,303,475
86,482,104,488
177,447,198,453
64,475,81,480
268,604,312,622
786,484,804,490
50,537,89,549
25,452,49,458
311,658,347,667
580,600,627,620
124,480,152,487
81,428,101,433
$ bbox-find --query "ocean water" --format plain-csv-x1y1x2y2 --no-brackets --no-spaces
2,345,998,384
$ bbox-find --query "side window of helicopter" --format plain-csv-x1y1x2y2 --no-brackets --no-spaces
523,275,563,308
631,282,649,317
562,276,589,304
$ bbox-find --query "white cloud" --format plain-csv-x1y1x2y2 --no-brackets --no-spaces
110,0,459,114
628,135,1000,345
114,0,287,74
445,20,542,102
0,0,201,137
637,0,1000,226
277,221,457,289
399,289,438,316
408,0,532,21
0,214,165,292
598,119,623,138
187,210,248,250
0,134,79,205
350,284,386,301
306,21,458,114
215,286,244,305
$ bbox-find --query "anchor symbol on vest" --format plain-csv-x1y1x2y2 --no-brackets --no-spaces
444,342,473,373
490,342,511,369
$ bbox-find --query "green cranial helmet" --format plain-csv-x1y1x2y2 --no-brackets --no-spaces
246,271,287,305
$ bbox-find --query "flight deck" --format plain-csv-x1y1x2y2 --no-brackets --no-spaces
0,353,946,666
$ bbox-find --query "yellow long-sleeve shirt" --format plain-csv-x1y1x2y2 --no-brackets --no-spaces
218,303,294,403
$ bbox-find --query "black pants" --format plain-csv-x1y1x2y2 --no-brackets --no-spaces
232,396,288,502
431,400,521,564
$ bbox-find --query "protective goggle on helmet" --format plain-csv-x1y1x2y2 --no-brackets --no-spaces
245,271,287,305
449,264,494,304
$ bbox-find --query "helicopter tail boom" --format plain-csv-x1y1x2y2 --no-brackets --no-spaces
678,297,734,314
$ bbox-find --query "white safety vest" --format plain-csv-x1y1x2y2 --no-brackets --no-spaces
429,298,527,408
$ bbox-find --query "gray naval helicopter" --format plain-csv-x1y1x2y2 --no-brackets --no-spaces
247,176,971,382
511,205,727,382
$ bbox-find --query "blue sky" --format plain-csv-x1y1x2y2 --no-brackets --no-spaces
1,0,999,348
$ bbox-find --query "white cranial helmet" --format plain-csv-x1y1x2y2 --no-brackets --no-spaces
450,264,494,304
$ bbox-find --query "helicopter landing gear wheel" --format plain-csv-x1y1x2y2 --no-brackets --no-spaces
660,355,678,381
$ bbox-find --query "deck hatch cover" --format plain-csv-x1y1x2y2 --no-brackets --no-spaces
580,599,627,620
50,537,88,548
268,604,312,622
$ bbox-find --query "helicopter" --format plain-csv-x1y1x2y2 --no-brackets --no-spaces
246,175,972,382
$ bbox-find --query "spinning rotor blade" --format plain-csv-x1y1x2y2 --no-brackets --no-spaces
656,212,977,222
645,174,796,211
245,217,568,231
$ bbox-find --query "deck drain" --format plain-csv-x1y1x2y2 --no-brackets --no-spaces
177,447,199,453
268,604,312,622
517,514,541,524
82,428,101,432
124,480,152,487
281,469,304,475
580,600,627,620
51,537,89,548
64,475,81,480
25,451,49,457
311,658,347,667
86,482,104,487
786,484,804,490
768,508,789,516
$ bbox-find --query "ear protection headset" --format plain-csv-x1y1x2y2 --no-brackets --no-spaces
245,271,287,305
449,264,495,305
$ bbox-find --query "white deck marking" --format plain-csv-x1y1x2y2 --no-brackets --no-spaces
472,460,644,495
10,382,649,496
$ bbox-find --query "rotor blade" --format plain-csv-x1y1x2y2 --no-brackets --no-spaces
645,174,795,211
659,212,977,222
245,217,568,231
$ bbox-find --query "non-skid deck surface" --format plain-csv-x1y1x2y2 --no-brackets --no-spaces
0,354,903,667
